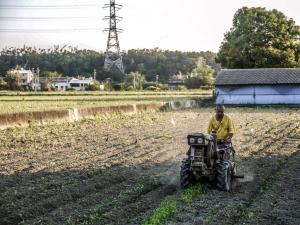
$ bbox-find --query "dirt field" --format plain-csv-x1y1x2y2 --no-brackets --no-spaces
0,107,299,225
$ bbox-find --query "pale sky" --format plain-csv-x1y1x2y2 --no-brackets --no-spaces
0,0,299,53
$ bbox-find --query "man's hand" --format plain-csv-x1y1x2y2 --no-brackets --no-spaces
226,133,233,142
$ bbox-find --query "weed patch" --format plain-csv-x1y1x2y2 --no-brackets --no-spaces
143,199,177,225
143,183,206,225
181,183,206,204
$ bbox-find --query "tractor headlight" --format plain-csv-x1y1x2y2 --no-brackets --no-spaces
189,137,195,144
197,138,203,144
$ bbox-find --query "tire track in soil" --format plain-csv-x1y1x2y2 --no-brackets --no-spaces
43,127,189,224
217,131,300,225
0,111,274,223
1,151,171,224
241,140,300,225
1,109,298,225
165,119,300,225
94,112,295,225
0,110,201,225
58,121,298,224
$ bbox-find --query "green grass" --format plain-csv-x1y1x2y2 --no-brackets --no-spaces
0,91,212,114
142,184,207,225
0,95,207,101
143,199,177,225
181,183,207,204
0,90,212,96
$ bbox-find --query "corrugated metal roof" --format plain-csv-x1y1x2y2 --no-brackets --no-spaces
215,68,300,85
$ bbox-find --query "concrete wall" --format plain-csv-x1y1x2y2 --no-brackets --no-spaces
0,110,70,129
0,100,205,130
215,85,300,104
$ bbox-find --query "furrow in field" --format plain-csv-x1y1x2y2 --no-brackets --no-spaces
166,120,300,225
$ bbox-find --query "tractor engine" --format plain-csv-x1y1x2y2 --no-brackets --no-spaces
186,133,215,180
180,132,238,191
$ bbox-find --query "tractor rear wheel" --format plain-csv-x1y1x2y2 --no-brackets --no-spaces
180,158,194,188
216,162,231,191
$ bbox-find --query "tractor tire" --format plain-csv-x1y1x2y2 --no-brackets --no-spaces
216,162,231,191
180,158,194,188
206,141,214,168
232,163,237,176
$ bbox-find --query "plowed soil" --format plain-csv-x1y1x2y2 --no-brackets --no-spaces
0,107,299,225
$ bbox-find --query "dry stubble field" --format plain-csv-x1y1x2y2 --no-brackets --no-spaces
0,107,299,225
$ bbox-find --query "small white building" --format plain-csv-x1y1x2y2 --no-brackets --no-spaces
7,67,35,88
54,77,94,91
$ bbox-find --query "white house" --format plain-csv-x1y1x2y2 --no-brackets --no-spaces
54,77,95,91
7,67,35,88
215,68,300,104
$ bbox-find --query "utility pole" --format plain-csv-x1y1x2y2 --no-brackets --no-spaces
103,0,124,74
37,67,40,85
36,67,40,91
93,69,97,81
31,68,37,92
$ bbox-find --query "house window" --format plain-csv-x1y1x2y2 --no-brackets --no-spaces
70,83,80,87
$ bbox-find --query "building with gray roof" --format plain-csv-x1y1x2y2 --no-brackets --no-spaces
215,68,300,104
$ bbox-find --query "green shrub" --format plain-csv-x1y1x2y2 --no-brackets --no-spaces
112,83,122,91
120,82,135,91
125,85,135,91
87,82,100,91
157,84,168,90
0,78,7,90
145,86,160,91
142,82,157,89
176,85,187,91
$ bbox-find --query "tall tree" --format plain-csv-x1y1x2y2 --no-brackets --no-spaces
128,72,145,90
5,72,21,90
216,7,300,68
185,57,214,89
40,71,62,77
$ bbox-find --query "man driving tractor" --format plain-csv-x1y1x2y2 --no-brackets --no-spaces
180,104,238,190
180,105,241,191
207,104,235,143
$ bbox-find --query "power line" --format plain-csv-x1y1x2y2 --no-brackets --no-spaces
0,28,102,33
0,4,102,9
0,16,101,21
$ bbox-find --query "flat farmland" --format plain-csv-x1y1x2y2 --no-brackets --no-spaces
0,107,299,225
0,90,211,113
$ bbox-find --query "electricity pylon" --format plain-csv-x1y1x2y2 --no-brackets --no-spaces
103,0,124,74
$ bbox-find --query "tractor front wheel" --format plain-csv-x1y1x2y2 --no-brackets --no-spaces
180,158,194,188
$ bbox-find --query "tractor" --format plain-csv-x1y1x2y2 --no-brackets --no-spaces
180,131,240,191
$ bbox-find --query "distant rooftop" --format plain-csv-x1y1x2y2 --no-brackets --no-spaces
215,68,300,85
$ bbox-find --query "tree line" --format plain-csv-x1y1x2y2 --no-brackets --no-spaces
2,6,298,91
0,46,220,84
